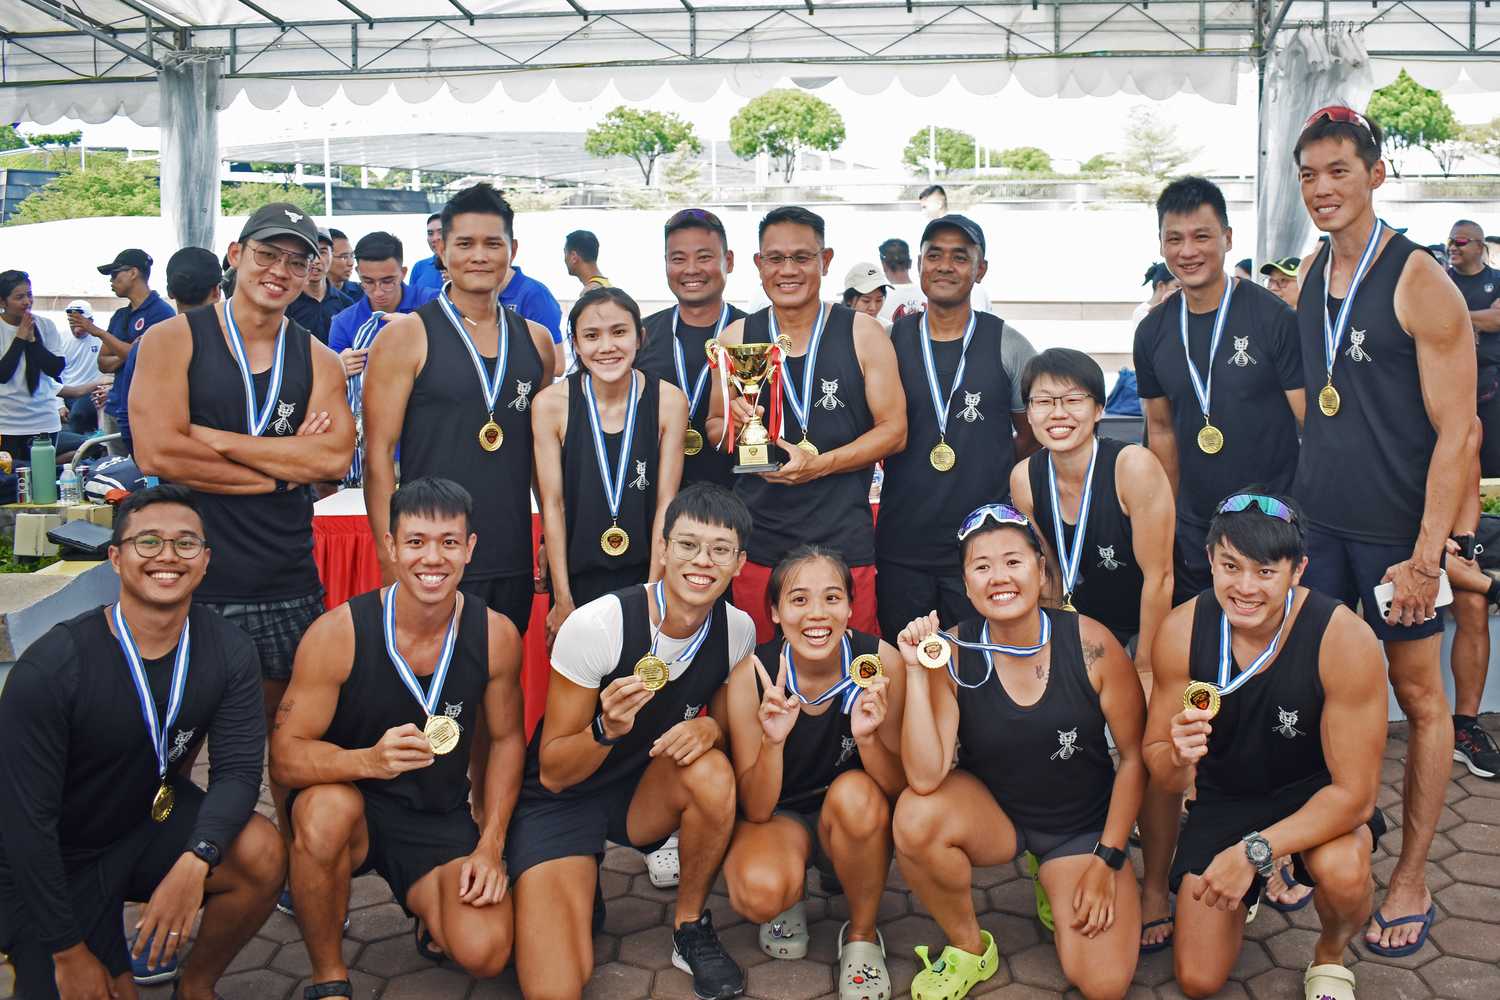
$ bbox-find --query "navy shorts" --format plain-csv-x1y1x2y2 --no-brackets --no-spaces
505,778,670,882
1302,525,1445,641
200,592,324,681
459,573,534,636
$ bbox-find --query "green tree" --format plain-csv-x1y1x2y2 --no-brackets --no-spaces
901,127,992,174
998,146,1052,173
1079,153,1118,174
221,182,322,216
1119,106,1196,179
8,158,159,224
1462,116,1500,164
584,107,701,186
1366,69,1459,177
728,89,846,183
23,129,81,149
0,126,25,152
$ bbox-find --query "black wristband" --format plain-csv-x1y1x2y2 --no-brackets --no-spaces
1091,841,1127,870
1487,577,1500,608
592,713,624,746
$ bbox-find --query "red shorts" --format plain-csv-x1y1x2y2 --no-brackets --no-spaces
733,561,879,644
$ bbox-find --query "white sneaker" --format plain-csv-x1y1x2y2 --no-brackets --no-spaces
646,834,680,888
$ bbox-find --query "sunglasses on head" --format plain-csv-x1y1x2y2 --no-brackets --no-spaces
1302,105,1376,145
1215,493,1298,525
957,503,1036,542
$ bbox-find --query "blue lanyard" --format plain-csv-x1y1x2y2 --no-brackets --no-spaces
223,300,287,436
112,603,192,780
939,611,1051,689
582,371,641,524
348,310,385,403
784,634,860,714
1216,588,1296,697
381,582,459,716
648,580,714,666
769,304,829,440
1322,219,1386,383
672,304,729,419
1046,437,1098,603
438,289,508,415
1178,276,1236,422
918,310,977,440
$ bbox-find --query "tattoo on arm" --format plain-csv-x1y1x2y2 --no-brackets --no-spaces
272,698,294,732
1082,640,1105,675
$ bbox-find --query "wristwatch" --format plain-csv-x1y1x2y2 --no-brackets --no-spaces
190,838,221,872
1091,841,1127,871
591,713,624,746
1242,831,1275,878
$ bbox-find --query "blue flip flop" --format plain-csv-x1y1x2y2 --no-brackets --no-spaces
1265,865,1313,913
1140,915,1174,954
1364,903,1436,958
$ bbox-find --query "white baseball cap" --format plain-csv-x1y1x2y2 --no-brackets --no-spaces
842,263,888,295
64,299,93,319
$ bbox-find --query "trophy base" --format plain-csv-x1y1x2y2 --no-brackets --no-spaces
733,441,781,474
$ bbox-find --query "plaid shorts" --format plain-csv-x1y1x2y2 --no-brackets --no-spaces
199,592,324,682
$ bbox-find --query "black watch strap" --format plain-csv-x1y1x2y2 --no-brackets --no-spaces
592,713,623,746
190,838,221,871
1091,841,1127,870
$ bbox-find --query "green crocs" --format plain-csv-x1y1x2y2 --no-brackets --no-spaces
910,930,999,1000
1024,851,1054,933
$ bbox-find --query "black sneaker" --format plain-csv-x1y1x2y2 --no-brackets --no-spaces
1454,718,1500,779
672,910,745,1000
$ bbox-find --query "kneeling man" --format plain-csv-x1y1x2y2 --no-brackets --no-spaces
0,485,284,1000
271,477,525,998
1146,492,1387,1000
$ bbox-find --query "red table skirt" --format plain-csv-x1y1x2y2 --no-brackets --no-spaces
312,512,552,736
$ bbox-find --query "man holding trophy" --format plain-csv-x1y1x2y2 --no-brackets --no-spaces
706,206,907,641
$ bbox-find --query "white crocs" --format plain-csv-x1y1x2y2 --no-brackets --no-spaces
646,834,680,888
759,900,809,959
838,922,889,1000
1304,962,1356,1000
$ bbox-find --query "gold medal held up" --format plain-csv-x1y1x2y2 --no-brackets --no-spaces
1182,681,1221,719
1318,382,1340,417
850,654,883,688
797,437,819,457
683,428,704,456
151,781,174,823
1197,422,1224,455
916,634,950,670
633,654,669,691
424,714,461,755
478,419,504,452
601,525,630,557
929,440,956,472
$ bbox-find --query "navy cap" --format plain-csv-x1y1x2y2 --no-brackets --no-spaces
97,248,152,276
919,214,986,256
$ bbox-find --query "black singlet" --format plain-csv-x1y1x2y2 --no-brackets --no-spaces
183,304,318,602
737,305,875,567
322,589,490,813
1026,437,1145,636
752,630,880,810
1186,588,1338,800
400,300,546,581
1293,233,1431,544
520,584,730,800
640,305,748,487
877,311,1015,573
952,610,1115,834
1449,265,1500,367
561,370,661,582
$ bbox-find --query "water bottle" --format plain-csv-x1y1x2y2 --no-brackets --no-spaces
29,435,57,504
59,465,82,505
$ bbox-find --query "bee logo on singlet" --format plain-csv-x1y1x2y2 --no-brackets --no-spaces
817,379,843,410
272,401,296,435
1050,727,1078,761
1097,545,1123,571
443,702,464,736
630,460,650,491
168,728,196,762
958,392,984,423
682,703,701,721
1273,706,1304,739
1228,336,1256,367
509,380,532,412
836,735,858,767
1346,330,1373,364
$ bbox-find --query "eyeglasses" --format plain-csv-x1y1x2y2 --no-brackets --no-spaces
759,253,822,268
246,243,313,277
1215,493,1297,525
1449,238,1474,248
957,503,1036,542
1302,105,1376,146
359,275,401,291
332,252,355,262
1027,392,1096,414
668,535,740,566
118,532,206,559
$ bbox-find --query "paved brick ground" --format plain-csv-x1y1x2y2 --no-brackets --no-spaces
5,719,1499,999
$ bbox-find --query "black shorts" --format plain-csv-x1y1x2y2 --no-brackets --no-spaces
1173,518,1211,606
200,592,324,682
874,560,971,645
0,778,206,1000
1170,777,1387,910
287,786,478,915
459,573,534,636
1015,827,1101,866
1302,524,1445,642
505,779,670,882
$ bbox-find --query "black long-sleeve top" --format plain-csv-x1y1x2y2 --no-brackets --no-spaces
0,330,66,393
0,605,265,953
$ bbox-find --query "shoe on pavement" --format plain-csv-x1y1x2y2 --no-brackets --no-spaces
1304,961,1356,1000
647,835,681,888
910,930,999,1000
672,910,745,999
837,922,889,1000
129,931,178,986
1454,717,1500,779
759,900,809,959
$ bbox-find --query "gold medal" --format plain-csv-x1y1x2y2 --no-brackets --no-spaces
424,714,461,755
1061,597,1078,613
916,634,950,670
601,524,630,557
929,440,956,472
797,436,819,457
478,419,504,452
633,654,670,691
1197,422,1224,455
850,653,883,688
1318,382,1340,417
1182,681,1221,719
683,428,704,456
151,781,174,823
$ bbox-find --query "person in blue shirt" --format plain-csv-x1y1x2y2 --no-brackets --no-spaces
75,249,175,456
407,213,446,294
327,232,437,360
327,228,363,302
285,230,352,345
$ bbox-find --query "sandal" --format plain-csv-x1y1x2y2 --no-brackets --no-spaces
1140,914,1174,955
414,918,444,962
759,900,809,959
1266,863,1314,913
646,835,681,889
1023,851,1053,933
837,922,890,1000
303,982,353,1000
910,930,999,1000
1364,903,1435,958
1304,962,1356,1000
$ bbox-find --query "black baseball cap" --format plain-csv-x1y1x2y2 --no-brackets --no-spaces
165,247,223,300
238,202,320,256
1142,262,1174,286
1234,257,1253,274
96,248,152,276
1259,256,1301,278
920,214,986,256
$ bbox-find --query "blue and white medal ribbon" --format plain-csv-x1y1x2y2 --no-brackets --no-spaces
224,300,287,436
919,309,977,441
583,371,641,534
345,311,385,486
784,634,860,713
381,581,459,717
1178,275,1236,435
1046,437,1098,611
1216,588,1296,697
648,580,714,665
770,304,829,449
112,602,191,784
939,611,1052,689
439,289,508,418
672,304,730,418
1319,219,1386,415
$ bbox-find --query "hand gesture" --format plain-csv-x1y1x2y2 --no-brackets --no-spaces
91,378,113,410
753,654,801,746
545,598,574,651
1381,558,1439,627
340,348,369,377
53,943,117,1000
650,715,720,766
66,311,88,335
296,410,331,436
16,312,35,342
728,394,763,428
368,722,435,779
597,673,654,741
1194,843,1255,911
1169,707,1213,768
1070,856,1117,938
132,853,207,973
850,674,889,741
457,842,509,906
896,611,943,670
762,438,823,485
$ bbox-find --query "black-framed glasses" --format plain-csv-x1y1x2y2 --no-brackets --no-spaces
119,532,206,559
668,535,739,566
1027,391,1096,413
331,252,355,262
759,252,822,268
246,242,313,277
358,275,401,291
1215,494,1297,525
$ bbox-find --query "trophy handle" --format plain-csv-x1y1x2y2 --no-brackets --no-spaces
704,338,721,364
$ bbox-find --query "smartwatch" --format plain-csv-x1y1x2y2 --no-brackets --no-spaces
1242,831,1275,878
190,838,222,872
592,713,624,746
1091,842,1127,871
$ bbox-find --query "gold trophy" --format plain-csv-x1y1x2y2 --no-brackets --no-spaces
708,336,790,474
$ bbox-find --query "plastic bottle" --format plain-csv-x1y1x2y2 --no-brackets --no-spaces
58,465,82,505
29,436,57,504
